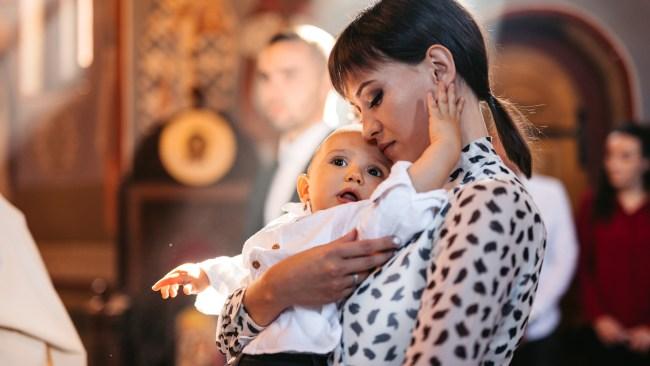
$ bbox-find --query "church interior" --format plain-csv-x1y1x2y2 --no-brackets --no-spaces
1,0,649,365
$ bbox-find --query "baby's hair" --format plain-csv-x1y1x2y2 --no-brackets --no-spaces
306,124,364,175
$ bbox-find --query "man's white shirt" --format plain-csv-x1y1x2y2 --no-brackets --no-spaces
524,175,578,340
264,122,332,224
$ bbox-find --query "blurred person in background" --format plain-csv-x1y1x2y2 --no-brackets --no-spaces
0,195,86,366
245,25,336,236
577,122,650,365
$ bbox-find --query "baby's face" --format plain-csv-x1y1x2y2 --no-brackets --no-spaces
301,130,392,212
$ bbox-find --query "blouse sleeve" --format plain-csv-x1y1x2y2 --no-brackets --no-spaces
216,287,265,363
356,161,448,243
404,179,546,365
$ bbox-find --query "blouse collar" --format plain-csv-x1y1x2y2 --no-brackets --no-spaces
448,136,506,186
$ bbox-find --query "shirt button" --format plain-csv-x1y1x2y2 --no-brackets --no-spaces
252,260,261,269
272,243,280,250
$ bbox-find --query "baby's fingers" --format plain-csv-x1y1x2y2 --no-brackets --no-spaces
436,84,449,116
151,272,183,291
456,97,465,119
426,92,438,117
447,83,457,116
160,285,170,299
182,284,194,295
169,284,179,298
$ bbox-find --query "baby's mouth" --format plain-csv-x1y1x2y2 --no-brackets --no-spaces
337,190,360,203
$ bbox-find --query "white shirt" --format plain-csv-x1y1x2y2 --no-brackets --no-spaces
523,175,578,340
264,122,332,224
0,195,86,366
198,161,448,354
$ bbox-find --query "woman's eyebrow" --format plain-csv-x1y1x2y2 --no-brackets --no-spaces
355,80,375,98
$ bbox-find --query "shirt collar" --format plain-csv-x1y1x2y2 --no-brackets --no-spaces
281,202,311,218
448,136,505,185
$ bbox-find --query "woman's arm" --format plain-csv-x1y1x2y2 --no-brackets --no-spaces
243,230,399,325
404,179,546,365
216,231,398,359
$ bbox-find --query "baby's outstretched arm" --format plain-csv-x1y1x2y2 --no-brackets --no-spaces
408,82,464,192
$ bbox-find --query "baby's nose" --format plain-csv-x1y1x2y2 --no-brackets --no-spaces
345,170,363,184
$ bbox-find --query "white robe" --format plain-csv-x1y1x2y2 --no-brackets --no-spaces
0,195,86,366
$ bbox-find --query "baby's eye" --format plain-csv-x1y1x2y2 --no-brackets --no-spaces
367,166,384,178
330,158,347,167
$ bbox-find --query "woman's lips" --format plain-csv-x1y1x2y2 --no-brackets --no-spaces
379,141,396,158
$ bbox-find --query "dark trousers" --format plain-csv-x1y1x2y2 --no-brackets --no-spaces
511,329,562,366
238,353,329,366
568,326,650,366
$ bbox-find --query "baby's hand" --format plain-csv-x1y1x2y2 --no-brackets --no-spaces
426,82,463,152
152,263,209,299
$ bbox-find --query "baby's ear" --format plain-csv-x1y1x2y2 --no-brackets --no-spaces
296,174,310,204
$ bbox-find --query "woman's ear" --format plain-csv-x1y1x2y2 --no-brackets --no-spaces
425,44,456,86
296,174,310,204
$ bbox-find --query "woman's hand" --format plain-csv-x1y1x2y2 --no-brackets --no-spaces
243,229,399,326
627,325,650,353
151,263,210,299
594,315,627,345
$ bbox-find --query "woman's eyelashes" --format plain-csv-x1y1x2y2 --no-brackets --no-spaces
368,89,383,109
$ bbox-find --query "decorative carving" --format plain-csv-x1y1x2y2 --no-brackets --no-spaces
136,0,240,135
159,109,237,186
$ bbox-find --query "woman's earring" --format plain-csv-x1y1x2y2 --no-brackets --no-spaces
303,199,312,212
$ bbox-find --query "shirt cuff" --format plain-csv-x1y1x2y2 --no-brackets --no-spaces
227,287,265,341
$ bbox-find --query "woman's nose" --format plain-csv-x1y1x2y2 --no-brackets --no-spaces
361,116,382,142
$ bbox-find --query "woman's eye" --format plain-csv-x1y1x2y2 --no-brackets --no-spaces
331,158,347,167
367,166,383,177
369,90,383,109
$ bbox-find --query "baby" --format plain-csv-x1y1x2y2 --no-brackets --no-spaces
153,84,463,360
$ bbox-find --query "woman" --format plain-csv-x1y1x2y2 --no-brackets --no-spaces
218,1,547,365
577,123,650,366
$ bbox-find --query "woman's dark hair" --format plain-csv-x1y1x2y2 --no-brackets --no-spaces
328,0,532,177
594,122,650,219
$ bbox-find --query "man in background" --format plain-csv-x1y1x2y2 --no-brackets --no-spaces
245,25,338,235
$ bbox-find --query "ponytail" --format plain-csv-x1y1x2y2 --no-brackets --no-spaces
487,94,532,178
